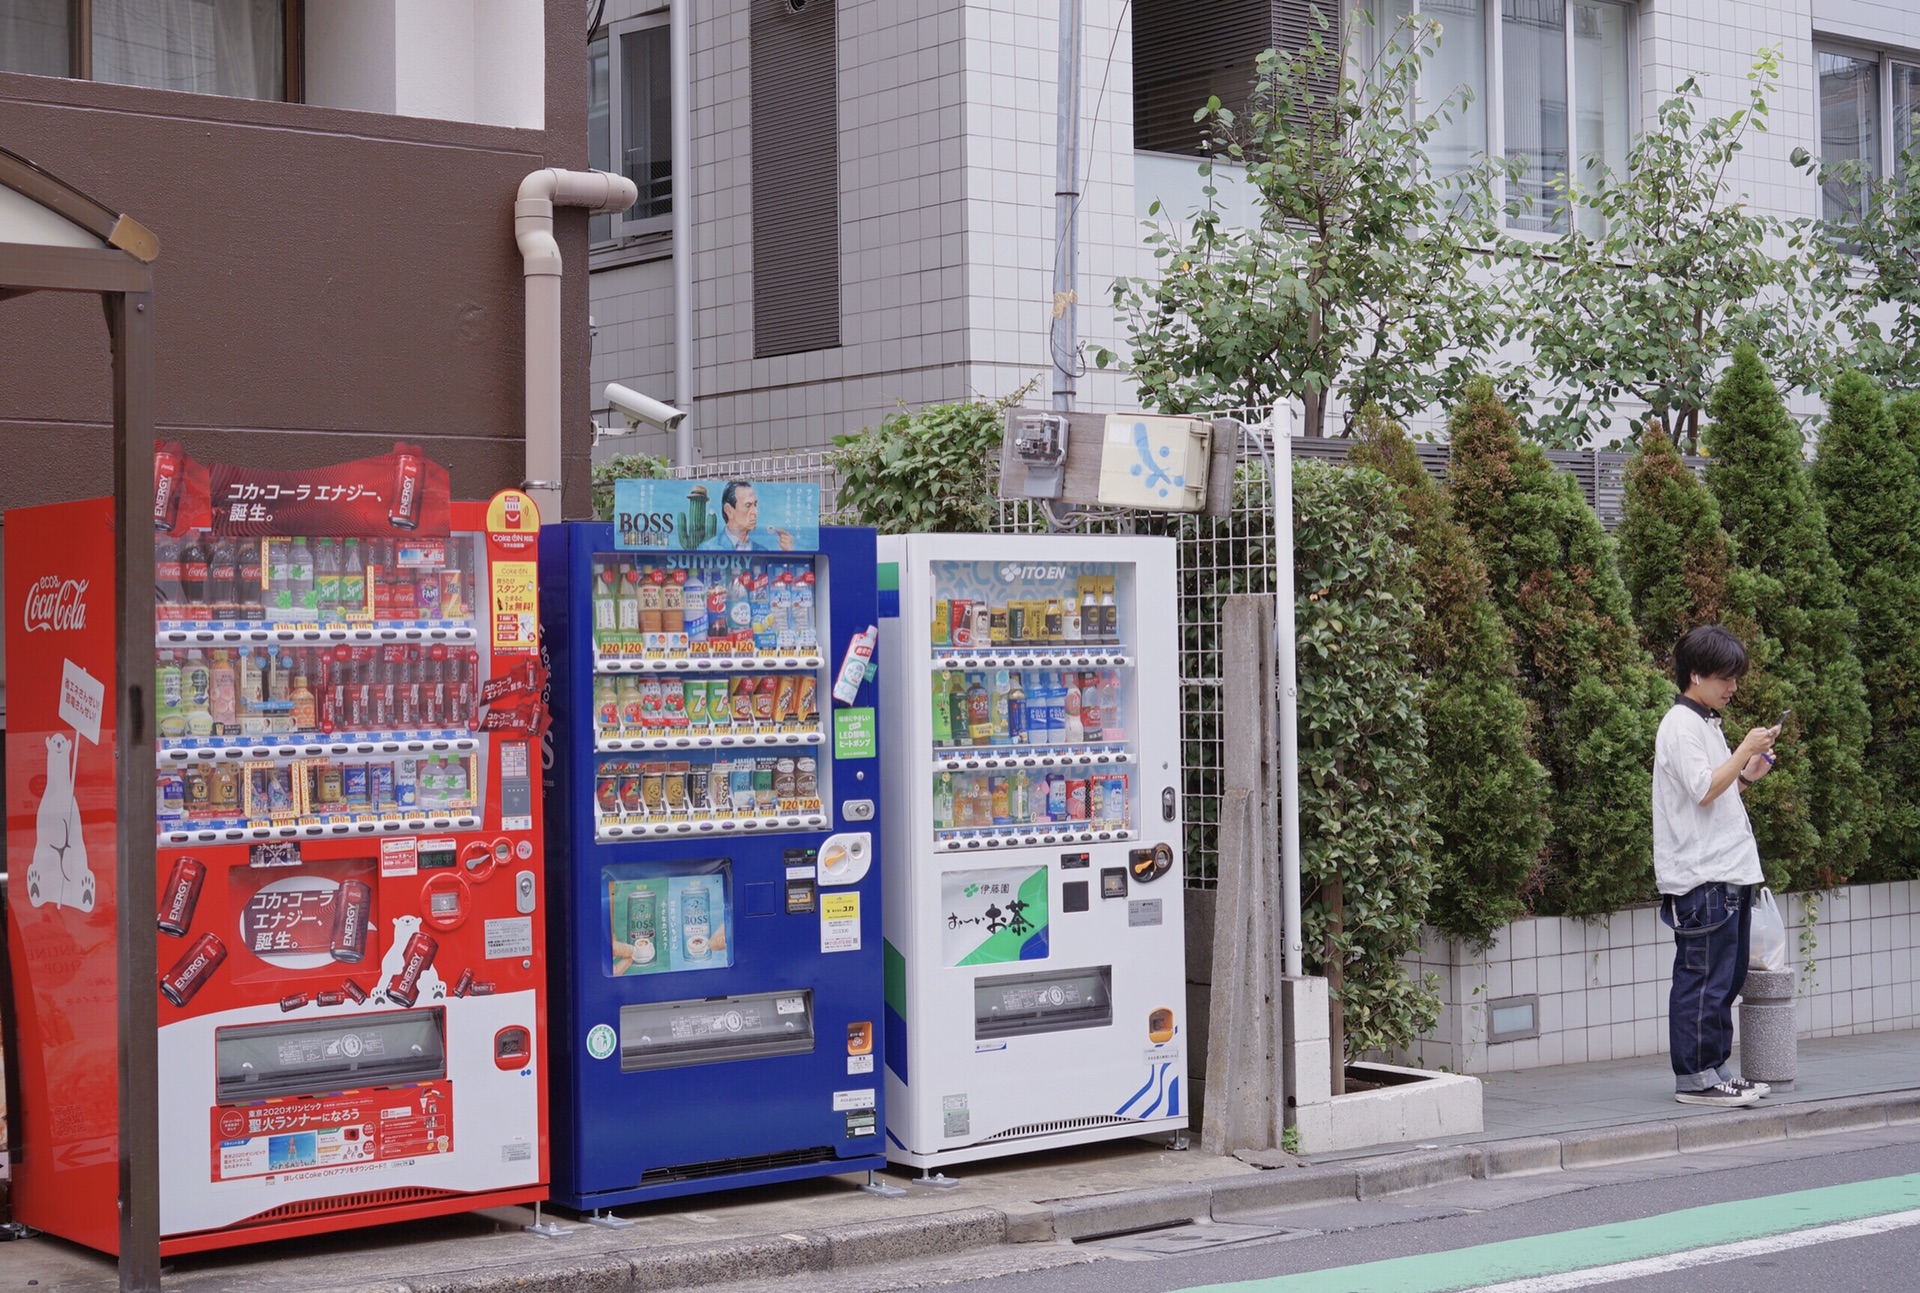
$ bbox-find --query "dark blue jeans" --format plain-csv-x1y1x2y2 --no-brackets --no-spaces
1662,882,1753,1091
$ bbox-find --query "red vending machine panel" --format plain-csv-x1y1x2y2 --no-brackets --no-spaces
5,491,549,1256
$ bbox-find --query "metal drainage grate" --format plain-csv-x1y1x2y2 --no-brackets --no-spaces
1076,1219,1314,1257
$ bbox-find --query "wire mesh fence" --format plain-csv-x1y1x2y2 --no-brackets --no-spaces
674,419,1675,890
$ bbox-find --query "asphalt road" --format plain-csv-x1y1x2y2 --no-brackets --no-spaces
695,1122,1920,1293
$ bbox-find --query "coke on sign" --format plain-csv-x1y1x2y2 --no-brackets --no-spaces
22,575,90,633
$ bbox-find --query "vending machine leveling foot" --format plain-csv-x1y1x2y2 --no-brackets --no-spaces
1166,1132,1191,1151
912,1169,960,1189
523,1202,577,1238
859,1169,908,1198
585,1209,638,1228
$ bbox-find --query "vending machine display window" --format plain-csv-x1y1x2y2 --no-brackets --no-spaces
600,859,734,976
923,560,1138,849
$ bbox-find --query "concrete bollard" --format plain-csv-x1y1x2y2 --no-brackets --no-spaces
1738,968,1797,1090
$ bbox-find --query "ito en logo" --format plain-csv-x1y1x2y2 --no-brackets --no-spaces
22,575,89,633
998,563,1069,582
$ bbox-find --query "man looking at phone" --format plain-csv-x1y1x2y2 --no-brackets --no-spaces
1654,624,1778,1108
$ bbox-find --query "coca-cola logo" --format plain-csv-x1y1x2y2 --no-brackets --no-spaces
23,575,89,633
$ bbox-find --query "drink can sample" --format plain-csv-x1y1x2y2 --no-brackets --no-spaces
280,992,310,1012
452,967,475,998
385,930,439,1006
153,440,184,532
330,879,373,963
681,884,713,961
388,444,425,530
316,991,346,1008
342,978,369,1004
158,854,206,937
161,932,228,1008
626,889,658,964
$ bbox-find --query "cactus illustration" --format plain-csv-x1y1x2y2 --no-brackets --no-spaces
680,485,719,546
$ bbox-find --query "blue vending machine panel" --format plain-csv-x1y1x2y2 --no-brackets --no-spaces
541,523,885,1209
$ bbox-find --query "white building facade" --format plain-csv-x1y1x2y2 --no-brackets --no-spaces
587,0,1920,464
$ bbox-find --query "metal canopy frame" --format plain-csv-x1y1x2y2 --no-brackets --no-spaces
0,143,160,1293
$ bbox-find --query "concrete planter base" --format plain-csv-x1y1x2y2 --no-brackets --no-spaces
1304,1061,1484,1155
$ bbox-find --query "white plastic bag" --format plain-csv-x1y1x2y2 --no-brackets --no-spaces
1749,886,1789,972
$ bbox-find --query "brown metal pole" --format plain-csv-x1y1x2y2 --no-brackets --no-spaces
106,289,160,1292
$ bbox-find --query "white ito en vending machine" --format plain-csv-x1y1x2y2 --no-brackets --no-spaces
875,533,1186,1170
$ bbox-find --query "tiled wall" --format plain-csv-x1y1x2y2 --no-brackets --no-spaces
1392,881,1920,1075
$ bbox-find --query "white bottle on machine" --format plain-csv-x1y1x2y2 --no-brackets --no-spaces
832,625,878,705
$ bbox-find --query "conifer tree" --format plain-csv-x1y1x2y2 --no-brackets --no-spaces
1813,371,1920,878
1704,346,1874,889
1349,408,1546,946
1618,423,1735,674
1447,380,1669,916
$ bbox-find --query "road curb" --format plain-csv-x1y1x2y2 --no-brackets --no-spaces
393,1088,1920,1292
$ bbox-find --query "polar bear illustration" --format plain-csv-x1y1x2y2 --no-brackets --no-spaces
27,732,94,913
376,913,445,1006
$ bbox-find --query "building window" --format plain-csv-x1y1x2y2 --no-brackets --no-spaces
0,0,299,102
1816,42,1920,225
588,13,672,250
1361,0,1632,235
1133,1,1345,158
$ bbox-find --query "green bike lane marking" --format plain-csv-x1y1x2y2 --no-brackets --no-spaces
1175,1171,1920,1293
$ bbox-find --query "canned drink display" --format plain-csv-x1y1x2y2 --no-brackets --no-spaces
795,756,818,799
385,930,440,1007
680,885,713,962
341,978,369,1004
161,932,228,1007
329,879,373,963
388,444,425,530
157,855,206,937
626,889,658,965
452,967,475,998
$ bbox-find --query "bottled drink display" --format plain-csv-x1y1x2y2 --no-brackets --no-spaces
930,768,1132,834
929,668,1126,749
593,751,824,831
157,750,479,831
154,645,480,742
591,672,820,742
155,531,476,626
931,575,1121,648
927,562,1135,844
588,554,818,658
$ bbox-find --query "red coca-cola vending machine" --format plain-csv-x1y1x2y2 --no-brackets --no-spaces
4,448,550,1256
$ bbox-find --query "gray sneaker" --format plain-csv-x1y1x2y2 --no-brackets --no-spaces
1728,1078,1771,1099
1675,1081,1760,1108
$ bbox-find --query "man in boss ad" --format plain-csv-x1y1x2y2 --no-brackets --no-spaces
6,466,551,1259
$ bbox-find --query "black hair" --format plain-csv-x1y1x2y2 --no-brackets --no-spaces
1672,624,1749,692
720,481,751,516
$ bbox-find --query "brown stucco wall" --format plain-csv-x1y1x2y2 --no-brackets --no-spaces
0,0,593,519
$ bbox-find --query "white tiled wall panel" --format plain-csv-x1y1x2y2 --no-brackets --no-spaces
1391,881,1920,1075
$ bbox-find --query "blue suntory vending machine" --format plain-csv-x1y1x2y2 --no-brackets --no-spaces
540,505,887,1212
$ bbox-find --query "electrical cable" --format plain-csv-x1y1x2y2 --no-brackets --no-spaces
1048,1,1131,384
588,0,608,45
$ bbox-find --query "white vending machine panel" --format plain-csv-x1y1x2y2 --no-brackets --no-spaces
876,535,1186,1168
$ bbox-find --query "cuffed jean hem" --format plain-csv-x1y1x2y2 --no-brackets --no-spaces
1676,1067,1727,1093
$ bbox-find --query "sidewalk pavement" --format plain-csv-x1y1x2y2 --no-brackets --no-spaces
13,1029,1920,1292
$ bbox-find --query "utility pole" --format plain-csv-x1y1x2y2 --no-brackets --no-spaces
1051,0,1082,413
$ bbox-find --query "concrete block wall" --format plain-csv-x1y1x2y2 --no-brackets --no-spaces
1392,880,1920,1076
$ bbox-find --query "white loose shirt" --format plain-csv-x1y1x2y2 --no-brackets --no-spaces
1652,699,1763,896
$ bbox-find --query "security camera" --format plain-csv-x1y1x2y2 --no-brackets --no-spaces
604,382,687,432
